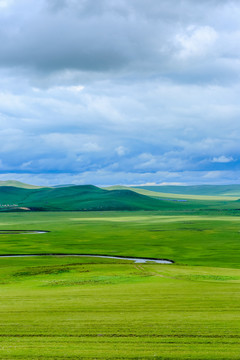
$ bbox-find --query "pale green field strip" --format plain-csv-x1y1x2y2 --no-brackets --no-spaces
105,185,240,200
0,180,44,189
71,214,240,222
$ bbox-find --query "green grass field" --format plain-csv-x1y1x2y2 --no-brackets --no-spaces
0,211,239,359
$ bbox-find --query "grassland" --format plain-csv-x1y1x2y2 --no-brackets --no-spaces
3,184,240,214
0,185,181,211
0,211,239,359
132,184,240,197
105,185,240,201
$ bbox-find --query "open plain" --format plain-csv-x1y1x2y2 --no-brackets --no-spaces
0,210,239,359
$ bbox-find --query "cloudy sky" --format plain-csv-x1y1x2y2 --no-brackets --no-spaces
0,0,240,186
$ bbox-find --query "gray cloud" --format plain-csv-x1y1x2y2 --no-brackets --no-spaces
0,0,238,83
0,0,239,185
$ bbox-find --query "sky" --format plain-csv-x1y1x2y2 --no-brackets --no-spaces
0,0,240,186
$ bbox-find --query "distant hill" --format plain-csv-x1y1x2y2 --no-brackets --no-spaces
0,180,46,189
132,185,240,197
2,182,240,196
52,184,76,188
0,185,180,212
104,185,239,201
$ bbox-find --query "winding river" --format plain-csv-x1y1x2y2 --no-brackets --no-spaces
0,230,173,264
0,253,173,264
0,230,49,234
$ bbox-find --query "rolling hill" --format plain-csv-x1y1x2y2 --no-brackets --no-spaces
132,184,240,197
0,185,180,212
104,185,240,201
1,182,240,213
0,180,45,189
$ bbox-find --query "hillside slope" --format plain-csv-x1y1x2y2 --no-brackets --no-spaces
132,185,240,197
0,185,179,211
104,185,239,201
0,180,45,189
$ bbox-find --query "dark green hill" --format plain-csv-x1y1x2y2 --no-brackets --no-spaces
0,185,180,212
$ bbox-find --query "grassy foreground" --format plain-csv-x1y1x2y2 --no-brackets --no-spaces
0,211,239,359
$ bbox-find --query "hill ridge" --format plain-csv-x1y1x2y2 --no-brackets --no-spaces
0,184,173,212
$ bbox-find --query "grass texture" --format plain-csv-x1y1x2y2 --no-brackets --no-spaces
0,211,239,358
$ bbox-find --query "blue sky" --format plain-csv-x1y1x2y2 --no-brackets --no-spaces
0,0,240,186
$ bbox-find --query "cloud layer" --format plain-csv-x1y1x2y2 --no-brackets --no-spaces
0,0,240,185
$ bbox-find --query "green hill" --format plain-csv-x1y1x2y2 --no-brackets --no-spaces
1,183,240,213
0,185,181,212
104,185,239,201
0,180,45,189
132,185,240,197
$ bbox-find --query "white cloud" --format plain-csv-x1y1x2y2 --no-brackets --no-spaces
176,26,218,59
48,85,85,92
212,155,234,163
0,1,239,184
41,133,102,153
1,169,240,187
115,146,128,156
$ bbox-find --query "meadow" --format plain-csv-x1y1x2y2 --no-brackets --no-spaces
0,211,239,359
